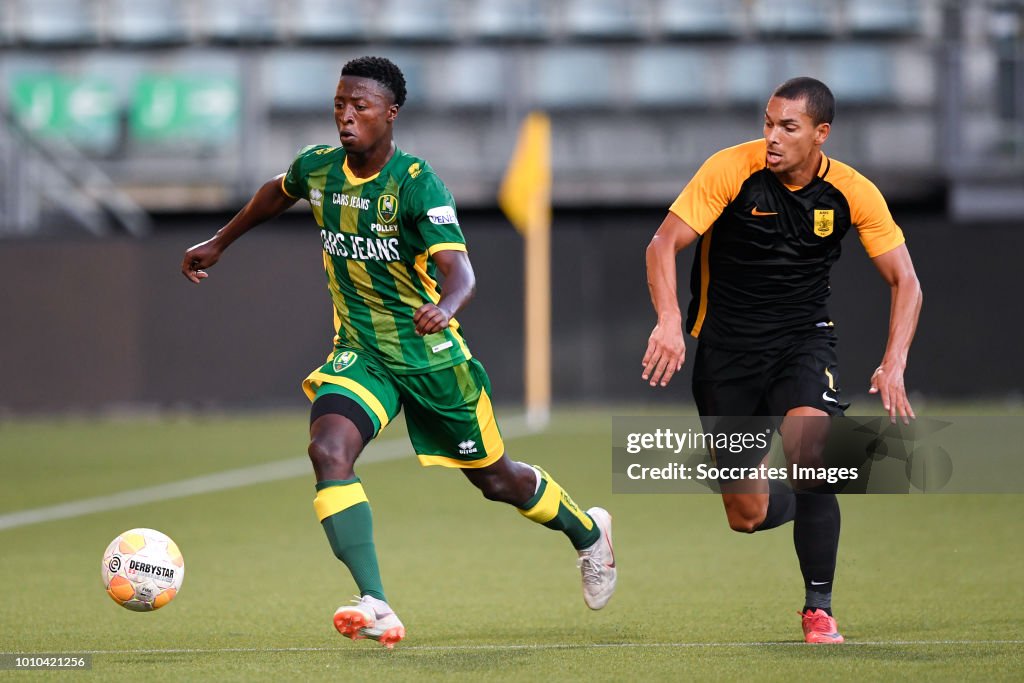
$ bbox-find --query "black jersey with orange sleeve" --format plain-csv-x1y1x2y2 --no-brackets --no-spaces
668,139,905,349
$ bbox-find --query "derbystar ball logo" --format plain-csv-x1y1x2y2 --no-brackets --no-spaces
458,439,478,455
309,188,323,207
427,206,458,225
127,559,175,580
333,351,358,372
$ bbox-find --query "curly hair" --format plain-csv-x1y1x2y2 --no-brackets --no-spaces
341,56,407,107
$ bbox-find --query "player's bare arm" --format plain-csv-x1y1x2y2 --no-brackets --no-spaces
180,175,298,283
868,243,923,423
642,211,701,387
412,249,476,336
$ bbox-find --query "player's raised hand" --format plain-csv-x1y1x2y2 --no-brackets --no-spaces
413,303,450,336
181,239,222,284
869,362,915,425
642,322,686,387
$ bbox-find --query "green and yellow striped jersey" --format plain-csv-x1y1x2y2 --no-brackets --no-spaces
282,144,472,374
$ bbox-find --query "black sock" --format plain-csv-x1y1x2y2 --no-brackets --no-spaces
755,479,796,531
803,605,832,616
793,488,840,613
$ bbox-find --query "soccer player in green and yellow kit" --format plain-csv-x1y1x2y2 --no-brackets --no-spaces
181,56,615,648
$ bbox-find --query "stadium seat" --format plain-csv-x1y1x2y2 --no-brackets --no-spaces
104,0,189,45
13,0,99,45
752,0,837,37
263,51,345,110
0,2,13,45
472,0,552,41
289,0,371,42
846,0,922,36
629,47,714,106
723,44,774,104
656,0,745,39
200,0,279,43
428,49,504,109
376,0,457,42
751,45,893,104
531,48,615,108
563,0,649,40
824,45,893,103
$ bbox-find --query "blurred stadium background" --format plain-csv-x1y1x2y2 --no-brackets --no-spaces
2,3,1024,678
0,0,1022,412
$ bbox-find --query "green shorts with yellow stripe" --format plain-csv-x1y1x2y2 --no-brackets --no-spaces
302,347,504,468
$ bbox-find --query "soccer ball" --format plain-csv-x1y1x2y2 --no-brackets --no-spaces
101,528,184,612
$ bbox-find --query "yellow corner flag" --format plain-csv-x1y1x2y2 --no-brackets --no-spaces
498,112,551,236
498,112,552,429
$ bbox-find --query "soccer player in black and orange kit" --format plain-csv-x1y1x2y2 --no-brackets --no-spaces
642,77,922,643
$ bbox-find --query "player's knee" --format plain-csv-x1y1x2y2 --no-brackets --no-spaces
727,515,764,534
307,435,357,474
724,506,767,534
474,473,516,503
466,458,535,505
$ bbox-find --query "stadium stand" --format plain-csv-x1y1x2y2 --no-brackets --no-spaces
0,0,1020,226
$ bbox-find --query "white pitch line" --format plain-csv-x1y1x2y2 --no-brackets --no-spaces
0,415,540,532
3,640,1022,656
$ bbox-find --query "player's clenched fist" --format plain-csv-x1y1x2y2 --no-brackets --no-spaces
413,303,450,336
181,239,222,284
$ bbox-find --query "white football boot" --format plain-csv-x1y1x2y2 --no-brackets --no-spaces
577,507,617,610
333,595,406,649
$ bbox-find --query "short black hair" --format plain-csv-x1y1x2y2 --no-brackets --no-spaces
772,77,835,125
341,56,407,107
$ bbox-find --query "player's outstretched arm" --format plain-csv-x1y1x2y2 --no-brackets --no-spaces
642,212,701,387
181,175,298,283
413,249,476,336
868,244,923,423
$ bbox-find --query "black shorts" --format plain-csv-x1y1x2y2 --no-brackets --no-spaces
692,330,847,468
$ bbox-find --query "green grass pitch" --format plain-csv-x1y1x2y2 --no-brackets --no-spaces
1,406,1022,681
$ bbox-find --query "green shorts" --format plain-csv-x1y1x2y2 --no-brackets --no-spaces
302,348,505,468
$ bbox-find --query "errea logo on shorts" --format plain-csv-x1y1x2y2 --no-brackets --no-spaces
332,351,358,372
427,206,458,225
458,439,478,455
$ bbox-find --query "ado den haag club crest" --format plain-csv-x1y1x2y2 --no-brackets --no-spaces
333,351,358,372
377,194,399,224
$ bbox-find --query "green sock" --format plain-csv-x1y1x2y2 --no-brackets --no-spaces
314,478,386,601
517,466,600,550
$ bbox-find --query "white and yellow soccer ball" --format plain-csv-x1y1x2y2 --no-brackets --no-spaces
101,528,184,611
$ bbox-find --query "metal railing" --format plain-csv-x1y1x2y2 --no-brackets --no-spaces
0,112,151,237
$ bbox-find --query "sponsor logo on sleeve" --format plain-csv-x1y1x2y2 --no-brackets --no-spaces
427,206,458,225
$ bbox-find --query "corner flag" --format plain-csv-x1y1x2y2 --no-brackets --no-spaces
498,112,552,429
